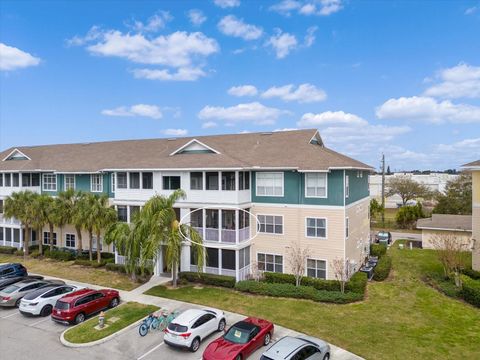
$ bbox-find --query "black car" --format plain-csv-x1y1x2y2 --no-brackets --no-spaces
0,275,44,291
375,231,392,245
0,263,28,279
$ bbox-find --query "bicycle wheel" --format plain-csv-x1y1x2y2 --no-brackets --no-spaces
151,318,160,330
158,318,167,331
139,323,149,337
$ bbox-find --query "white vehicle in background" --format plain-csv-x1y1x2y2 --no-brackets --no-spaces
164,308,226,352
19,284,81,316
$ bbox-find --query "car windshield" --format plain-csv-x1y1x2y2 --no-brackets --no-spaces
2,285,19,294
24,287,52,300
378,233,388,239
167,323,188,333
224,325,251,344
55,301,70,310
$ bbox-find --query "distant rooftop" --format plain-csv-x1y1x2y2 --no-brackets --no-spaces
417,214,472,232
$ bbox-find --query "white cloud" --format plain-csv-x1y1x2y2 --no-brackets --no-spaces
127,11,172,33
465,6,478,15
228,85,258,97
297,111,367,127
198,102,289,125
266,30,297,58
304,26,318,47
202,121,218,129
0,43,41,71
162,128,188,136
218,15,263,41
214,0,240,8
188,9,207,26
424,63,480,99
262,83,326,103
270,0,343,16
274,127,298,132
132,67,206,81
101,104,163,119
376,96,480,124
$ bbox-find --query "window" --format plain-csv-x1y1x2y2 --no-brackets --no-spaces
31,230,37,243
205,209,219,228
206,247,219,268
31,173,40,186
258,215,283,234
5,228,12,243
42,174,57,191
222,210,236,230
0,227,3,241
43,232,57,246
92,235,102,251
190,172,203,190
117,206,128,222
305,173,327,197
346,217,349,239
256,172,283,196
239,209,250,229
142,172,153,189
129,172,140,189
206,172,219,190
221,172,235,191
292,345,320,360
163,176,180,190
306,218,327,238
4,173,11,187
65,234,76,248
190,209,203,227
13,228,20,243
12,173,19,187
345,175,350,198
22,173,31,187
307,259,326,279
111,173,115,192
257,253,283,273
0,200,3,214
64,174,75,190
239,171,250,190
222,249,236,270
117,172,127,189
0,173,3,187
91,174,103,192
239,246,250,269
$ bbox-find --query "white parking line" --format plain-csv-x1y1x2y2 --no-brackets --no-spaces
1,312,19,319
30,317,51,327
137,342,164,360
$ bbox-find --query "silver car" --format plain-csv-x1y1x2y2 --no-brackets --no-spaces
0,279,64,308
261,335,331,360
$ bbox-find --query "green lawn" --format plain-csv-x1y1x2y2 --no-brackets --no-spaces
63,302,159,343
145,244,480,360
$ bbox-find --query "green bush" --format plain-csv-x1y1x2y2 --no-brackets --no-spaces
179,272,236,288
370,244,387,257
346,272,368,293
234,281,363,304
14,249,24,256
45,249,76,261
395,203,424,229
373,255,392,281
106,263,127,273
461,275,480,308
73,259,107,268
28,245,49,252
100,252,115,259
30,250,41,258
462,268,480,280
0,246,16,254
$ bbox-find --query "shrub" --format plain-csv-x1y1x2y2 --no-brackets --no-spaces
234,281,363,304
370,244,387,257
30,250,41,258
0,246,16,254
106,263,127,273
179,272,236,288
45,249,76,261
100,252,115,259
346,272,368,293
462,268,480,280
373,255,392,281
73,259,107,268
461,275,480,308
28,245,49,252
14,249,24,256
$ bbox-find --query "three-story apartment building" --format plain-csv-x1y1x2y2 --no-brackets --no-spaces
0,129,372,281
462,160,480,271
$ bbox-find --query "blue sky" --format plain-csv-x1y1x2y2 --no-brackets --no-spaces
1,0,479,171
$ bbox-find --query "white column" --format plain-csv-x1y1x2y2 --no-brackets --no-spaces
235,250,240,281
235,209,239,244
180,244,190,272
218,249,222,275
2,227,5,246
19,227,23,249
218,209,222,243
202,208,206,240
154,248,163,276
235,171,239,191
127,206,131,223
114,248,118,264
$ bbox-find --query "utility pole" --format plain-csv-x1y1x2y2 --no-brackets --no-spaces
381,153,385,225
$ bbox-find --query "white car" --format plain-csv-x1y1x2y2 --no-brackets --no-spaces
164,308,226,352
19,284,80,316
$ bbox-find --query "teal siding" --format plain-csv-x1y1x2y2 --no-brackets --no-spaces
345,170,369,205
74,174,91,192
40,172,113,197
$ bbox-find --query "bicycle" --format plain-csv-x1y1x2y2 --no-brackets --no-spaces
138,312,161,337
158,310,180,331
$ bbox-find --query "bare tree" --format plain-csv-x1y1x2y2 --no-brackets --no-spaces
287,242,310,287
430,233,469,287
386,176,432,206
331,258,349,293
248,260,264,282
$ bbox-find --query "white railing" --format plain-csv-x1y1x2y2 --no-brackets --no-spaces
205,266,219,275
0,215,21,226
205,228,219,242
221,269,236,277
239,227,250,242
238,265,251,281
190,265,199,272
221,229,236,243
114,254,154,267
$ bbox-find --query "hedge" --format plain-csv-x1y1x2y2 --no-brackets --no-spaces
461,275,480,308
234,281,364,304
0,246,16,254
44,249,76,261
462,268,480,281
14,249,24,256
370,243,387,257
179,272,236,288
73,259,107,268
373,255,392,281
106,263,153,276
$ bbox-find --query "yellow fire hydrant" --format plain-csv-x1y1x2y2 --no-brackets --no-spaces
99,311,105,328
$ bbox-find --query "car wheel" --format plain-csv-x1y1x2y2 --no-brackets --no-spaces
74,313,85,324
235,355,242,360
190,337,201,352
109,297,119,308
218,318,226,332
15,299,21,308
322,353,330,360
263,332,271,346
40,305,53,317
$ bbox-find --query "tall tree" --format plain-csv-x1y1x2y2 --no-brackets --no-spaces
3,191,36,258
31,193,50,256
433,174,472,215
386,176,432,206
46,197,64,251
92,195,117,263
79,193,97,261
70,191,86,253
57,189,84,251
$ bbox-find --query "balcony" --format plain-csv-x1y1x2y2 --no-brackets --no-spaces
0,214,21,226
193,226,250,244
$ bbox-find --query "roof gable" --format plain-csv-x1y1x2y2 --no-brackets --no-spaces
2,148,31,161
169,139,220,156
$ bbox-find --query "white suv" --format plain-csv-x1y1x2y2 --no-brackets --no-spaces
164,308,226,352
19,284,80,316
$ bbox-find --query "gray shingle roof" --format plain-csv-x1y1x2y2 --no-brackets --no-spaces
462,160,480,168
417,214,472,232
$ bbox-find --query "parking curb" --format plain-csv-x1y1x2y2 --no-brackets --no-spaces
60,317,146,348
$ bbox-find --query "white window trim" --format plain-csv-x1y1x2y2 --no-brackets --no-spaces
257,214,284,235
42,173,57,192
256,251,284,273
111,173,115,193
90,174,103,193
64,174,76,191
43,231,57,246
304,172,328,199
256,172,284,197
305,217,328,240
345,175,350,199
346,217,349,239
305,258,328,279
65,233,76,249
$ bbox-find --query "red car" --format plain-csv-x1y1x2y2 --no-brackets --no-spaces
203,317,274,360
51,288,120,325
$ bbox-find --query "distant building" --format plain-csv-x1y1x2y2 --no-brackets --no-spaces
462,160,480,271
416,214,472,250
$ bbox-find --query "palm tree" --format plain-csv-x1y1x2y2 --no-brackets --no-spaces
4,191,36,259
31,193,50,256
56,189,76,248
69,190,86,253
92,195,117,263
46,197,64,252
79,193,97,261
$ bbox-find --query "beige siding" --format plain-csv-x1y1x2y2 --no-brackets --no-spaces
345,198,371,270
473,172,480,270
250,205,345,280
421,229,472,250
